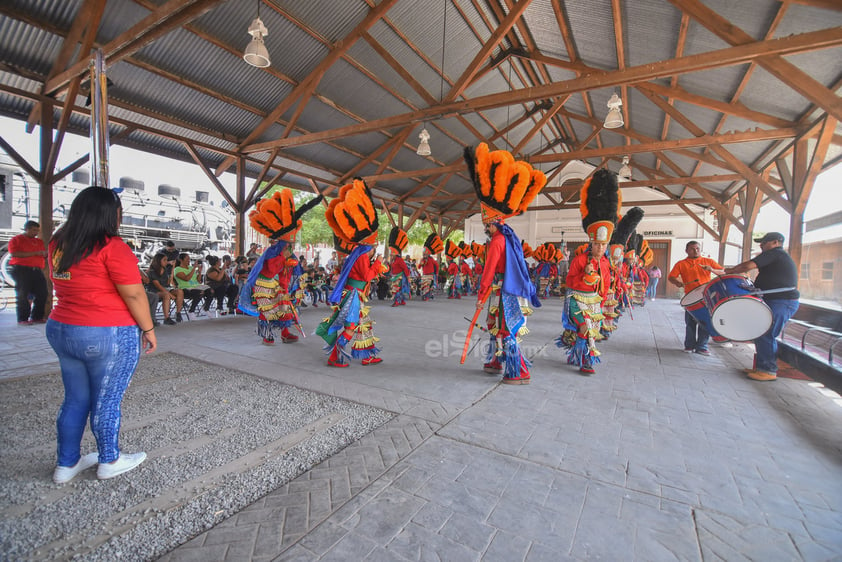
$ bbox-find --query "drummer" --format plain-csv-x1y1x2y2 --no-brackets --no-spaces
667,241,724,356
723,232,800,382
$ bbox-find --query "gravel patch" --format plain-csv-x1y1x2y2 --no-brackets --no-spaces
0,352,394,560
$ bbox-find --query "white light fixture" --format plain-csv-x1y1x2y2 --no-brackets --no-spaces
604,93,624,129
618,155,632,181
416,127,431,156
416,0,449,157
244,2,270,68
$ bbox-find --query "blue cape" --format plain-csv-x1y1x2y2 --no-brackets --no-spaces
499,224,541,308
237,240,288,317
328,244,371,304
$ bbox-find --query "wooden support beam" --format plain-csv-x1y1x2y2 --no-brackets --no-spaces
243,26,842,152
0,135,41,181
183,141,238,211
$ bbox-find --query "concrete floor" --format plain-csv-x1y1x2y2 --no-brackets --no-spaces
2,294,841,561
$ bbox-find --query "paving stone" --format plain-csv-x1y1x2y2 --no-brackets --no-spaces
385,522,477,562
481,530,531,562
347,488,427,545
296,520,349,556
410,501,452,532
319,532,379,561
438,511,495,553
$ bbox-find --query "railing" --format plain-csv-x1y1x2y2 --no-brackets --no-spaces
782,318,842,369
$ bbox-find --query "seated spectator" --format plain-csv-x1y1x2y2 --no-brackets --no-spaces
221,255,235,283
147,252,183,324
173,253,212,315
205,255,239,315
139,267,160,327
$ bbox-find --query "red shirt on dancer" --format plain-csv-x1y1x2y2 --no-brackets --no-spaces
460,262,472,276
348,251,382,286
390,255,410,277
478,230,506,301
566,251,610,298
421,255,438,276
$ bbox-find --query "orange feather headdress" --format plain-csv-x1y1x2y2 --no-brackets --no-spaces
444,239,462,260
464,143,548,224
388,227,408,253
249,189,322,241
423,232,444,255
521,240,533,259
325,178,379,246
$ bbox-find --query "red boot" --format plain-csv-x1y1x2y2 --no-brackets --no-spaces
281,328,299,343
483,359,503,374
327,344,348,368
362,356,383,366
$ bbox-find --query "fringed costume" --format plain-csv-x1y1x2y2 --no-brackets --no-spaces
388,227,411,307
557,169,619,375
316,179,385,367
459,242,474,295
239,190,322,345
445,240,462,299
420,233,443,301
603,207,644,335
464,142,547,385
533,243,559,299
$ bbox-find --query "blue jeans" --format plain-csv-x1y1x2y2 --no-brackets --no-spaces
46,321,141,466
754,299,799,373
684,311,709,352
647,278,659,298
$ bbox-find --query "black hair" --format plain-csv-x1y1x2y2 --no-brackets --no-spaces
207,255,220,266
52,186,122,273
24,220,40,230
177,253,191,264
150,252,168,274
686,240,700,250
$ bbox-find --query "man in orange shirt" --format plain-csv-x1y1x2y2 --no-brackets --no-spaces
668,241,723,355
9,220,48,325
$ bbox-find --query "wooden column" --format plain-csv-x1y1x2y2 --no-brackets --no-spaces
38,104,55,316
233,156,247,257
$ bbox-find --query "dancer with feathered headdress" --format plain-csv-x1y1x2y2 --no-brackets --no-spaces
420,232,443,301
463,143,547,384
239,190,322,345
458,242,474,296
604,207,643,333
533,242,559,299
556,169,620,374
444,240,463,299
387,227,411,307
315,179,385,367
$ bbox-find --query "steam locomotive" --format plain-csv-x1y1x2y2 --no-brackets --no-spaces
0,162,236,287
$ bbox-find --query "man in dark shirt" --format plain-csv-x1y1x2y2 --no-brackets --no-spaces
724,232,799,381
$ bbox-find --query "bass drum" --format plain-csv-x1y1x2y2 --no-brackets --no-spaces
704,275,772,342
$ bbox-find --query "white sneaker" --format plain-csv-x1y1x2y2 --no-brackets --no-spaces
97,452,147,480
53,452,98,484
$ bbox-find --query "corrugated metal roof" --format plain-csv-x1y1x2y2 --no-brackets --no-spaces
0,0,839,232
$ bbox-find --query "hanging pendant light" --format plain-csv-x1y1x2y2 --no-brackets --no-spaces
417,0,449,157
618,156,632,181
416,127,431,156
244,1,270,68
604,93,624,129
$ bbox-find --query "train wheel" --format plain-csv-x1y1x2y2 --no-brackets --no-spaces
0,251,14,287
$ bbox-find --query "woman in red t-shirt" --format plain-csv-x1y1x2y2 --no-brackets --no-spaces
46,186,156,484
